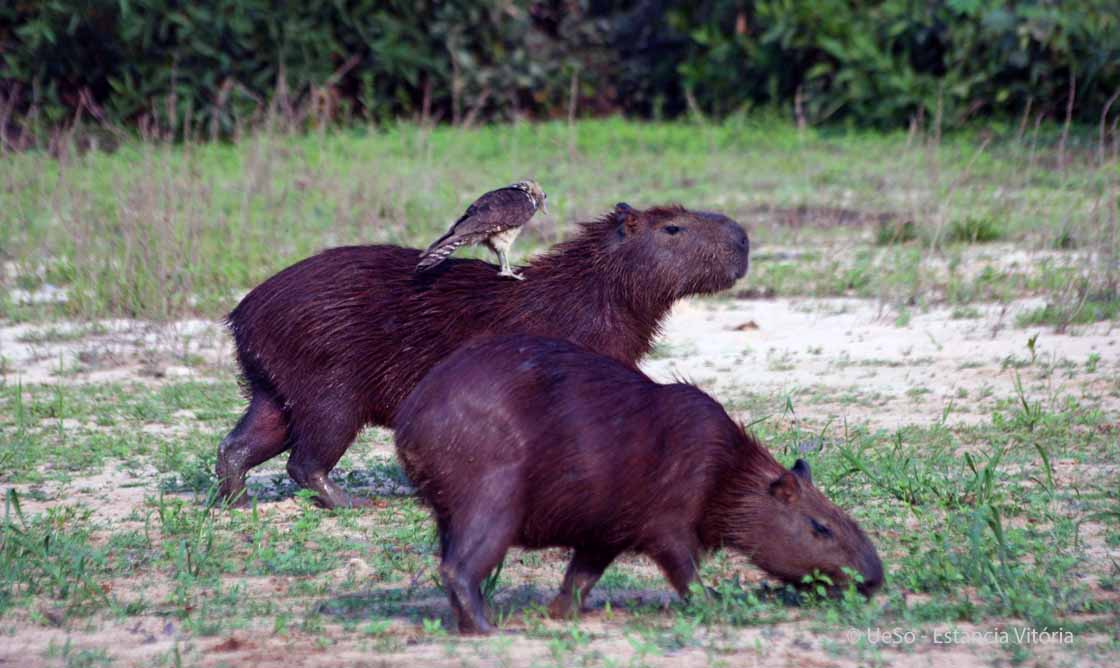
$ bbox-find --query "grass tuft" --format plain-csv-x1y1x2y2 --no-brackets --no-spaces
945,215,1005,244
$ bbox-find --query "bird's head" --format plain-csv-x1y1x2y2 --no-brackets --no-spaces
512,179,548,214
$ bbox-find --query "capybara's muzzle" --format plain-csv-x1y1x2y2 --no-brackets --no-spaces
725,221,750,280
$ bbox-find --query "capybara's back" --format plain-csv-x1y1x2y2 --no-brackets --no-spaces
217,203,750,509
396,336,727,549
394,335,882,633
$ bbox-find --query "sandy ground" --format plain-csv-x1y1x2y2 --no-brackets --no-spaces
1,295,1117,667
0,318,232,385
4,296,1116,426
651,297,1118,428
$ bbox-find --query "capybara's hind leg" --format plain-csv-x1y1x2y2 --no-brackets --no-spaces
216,393,290,507
439,511,517,634
548,548,620,619
284,414,368,509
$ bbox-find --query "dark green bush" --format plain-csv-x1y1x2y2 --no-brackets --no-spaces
1,1,1118,132
665,0,1120,126
0,1,579,134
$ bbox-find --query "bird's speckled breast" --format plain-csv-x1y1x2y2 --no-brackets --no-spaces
487,225,522,252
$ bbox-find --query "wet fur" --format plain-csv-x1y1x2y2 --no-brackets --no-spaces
394,335,884,633
217,204,750,507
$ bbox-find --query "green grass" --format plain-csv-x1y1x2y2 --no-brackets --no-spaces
0,375,1115,664
1,116,1119,664
945,214,1006,244
1017,294,1120,330
1,117,1117,321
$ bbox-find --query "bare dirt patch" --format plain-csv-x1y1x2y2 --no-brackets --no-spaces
0,318,233,385
1,294,1117,667
648,297,1118,429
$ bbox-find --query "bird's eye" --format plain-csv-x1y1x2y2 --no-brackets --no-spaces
663,225,683,235
809,517,833,538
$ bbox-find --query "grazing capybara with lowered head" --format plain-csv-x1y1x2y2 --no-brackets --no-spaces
218,203,749,508
393,335,884,634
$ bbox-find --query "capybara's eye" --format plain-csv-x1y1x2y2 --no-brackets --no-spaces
809,517,833,538
663,225,683,235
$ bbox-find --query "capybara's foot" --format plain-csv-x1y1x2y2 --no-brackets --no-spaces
547,595,576,620
457,617,494,635
224,489,252,508
311,484,374,510
334,494,375,509
288,466,372,510
310,489,374,510
216,473,250,508
215,463,243,505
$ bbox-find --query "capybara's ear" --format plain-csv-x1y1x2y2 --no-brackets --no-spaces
769,470,801,504
791,458,813,484
615,202,641,234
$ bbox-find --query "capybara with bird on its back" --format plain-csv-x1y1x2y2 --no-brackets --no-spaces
218,203,749,508
393,335,884,634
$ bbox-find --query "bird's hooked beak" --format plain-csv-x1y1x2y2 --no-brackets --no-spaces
540,198,549,215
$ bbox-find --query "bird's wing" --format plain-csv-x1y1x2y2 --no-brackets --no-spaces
447,187,536,239
415,187,535,272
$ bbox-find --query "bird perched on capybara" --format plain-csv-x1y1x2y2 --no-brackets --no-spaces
217,203,749,509
416,179,548,279
393,335,884,634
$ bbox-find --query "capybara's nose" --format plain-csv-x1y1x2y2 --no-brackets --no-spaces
857,552,884,596
732,223,749,251
725,222,750,278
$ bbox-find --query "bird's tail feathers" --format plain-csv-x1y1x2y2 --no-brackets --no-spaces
416,237,465,272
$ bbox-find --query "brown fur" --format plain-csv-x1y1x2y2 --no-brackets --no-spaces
394,335,884,634
217,203,749,508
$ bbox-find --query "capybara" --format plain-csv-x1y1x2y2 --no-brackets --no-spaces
218,203,749,508
393,335,883,634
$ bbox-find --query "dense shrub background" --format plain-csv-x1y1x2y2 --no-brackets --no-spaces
1,0,1118,132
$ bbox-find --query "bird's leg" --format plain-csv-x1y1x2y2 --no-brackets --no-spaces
496,249,525,280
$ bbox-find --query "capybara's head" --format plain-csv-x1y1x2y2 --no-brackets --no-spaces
732,459,883,596
606,203,749,298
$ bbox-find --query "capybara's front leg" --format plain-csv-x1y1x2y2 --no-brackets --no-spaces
648,535,702,602
216,393,290,507
549,548,620,619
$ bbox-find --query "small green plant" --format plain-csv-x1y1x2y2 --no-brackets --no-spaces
0,491,110,616
1010,371,1044,434
799,570,835,603
875,220,917,245
945,216,1004,244
45,638,112,668
1017,294,1120,330
894,308,912,327
481,557,505,605
421,617,446,637
361,618,393,636
1025,333,1040,364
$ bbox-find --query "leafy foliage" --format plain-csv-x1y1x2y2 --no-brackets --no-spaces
666,0,1120,126
1,1,1118,131
0,1,578,134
